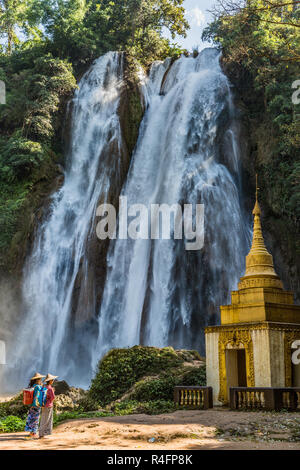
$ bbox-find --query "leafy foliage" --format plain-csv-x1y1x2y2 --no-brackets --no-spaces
0,134,44,181
0,0,44,55
112,399,177,415
0,393,28,419
0,52,76,264
0,415,25,432
88,346,205,407
89,346,184,405
179,366,206,386
130,367,206,402
0,53,76,143
203,0,300,250
37,0,188,69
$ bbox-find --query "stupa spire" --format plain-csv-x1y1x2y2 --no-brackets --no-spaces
218,175,296,331
240,175,283,286
247,174,269,258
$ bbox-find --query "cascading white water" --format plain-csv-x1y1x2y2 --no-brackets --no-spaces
7,48,250,390
94,49,250,365
9,52,125,387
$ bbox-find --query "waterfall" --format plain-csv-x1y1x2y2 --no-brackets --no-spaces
93,48,250,365
7,48,250,390
9,52,125,388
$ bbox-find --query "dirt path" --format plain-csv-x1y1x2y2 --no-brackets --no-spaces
1,409,300,450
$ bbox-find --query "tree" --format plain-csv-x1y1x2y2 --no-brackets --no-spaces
0,0,44,54
41,0,189,66
202,0,300,228
204,0,300,63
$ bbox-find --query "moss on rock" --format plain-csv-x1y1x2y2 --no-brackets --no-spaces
88,346,205,408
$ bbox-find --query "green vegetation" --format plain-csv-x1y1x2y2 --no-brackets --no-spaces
88,346,205,407
111,399,177,415
129,366,206,402
0,53,76,267
0,393,28,419
89,346,183,405
203,0,300,268
0,415,25,432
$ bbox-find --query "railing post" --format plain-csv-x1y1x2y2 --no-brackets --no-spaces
273,389,284,411
203,386,213,409
173,386,213,409
289,390,297,411
208,386,213,409
226,387,300,411
229,388,237,409
174,387,180,406
264,389,275,410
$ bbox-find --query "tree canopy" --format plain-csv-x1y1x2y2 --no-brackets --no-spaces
203,0,300,235
0,0,189,66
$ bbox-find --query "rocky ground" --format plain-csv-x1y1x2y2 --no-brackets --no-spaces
0,409,300,450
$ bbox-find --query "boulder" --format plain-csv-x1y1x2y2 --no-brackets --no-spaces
53,380,70,395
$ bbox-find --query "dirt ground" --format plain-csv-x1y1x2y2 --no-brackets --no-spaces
0,409,300,450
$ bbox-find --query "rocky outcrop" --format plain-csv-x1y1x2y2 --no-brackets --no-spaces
54,386,88,412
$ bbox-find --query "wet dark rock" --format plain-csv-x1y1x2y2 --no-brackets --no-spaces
53,380,71,395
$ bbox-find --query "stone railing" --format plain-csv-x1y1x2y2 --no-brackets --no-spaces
230,387,300,411
174,386,213,409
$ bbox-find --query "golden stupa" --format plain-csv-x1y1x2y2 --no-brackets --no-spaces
205,177,300,405
221,178,298,325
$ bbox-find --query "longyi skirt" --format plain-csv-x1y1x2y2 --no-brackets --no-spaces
25,406,41,434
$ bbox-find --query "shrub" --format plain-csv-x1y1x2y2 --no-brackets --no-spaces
77,396,101,412
0,133,45,181
131,366,206,402
180,366,206,386
89,346,183,406
0,415,25,433
0,393,28,419
112,399,177,416
131,375,178,402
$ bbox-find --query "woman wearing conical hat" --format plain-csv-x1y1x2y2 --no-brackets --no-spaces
24,372,45,439
39,373,58,439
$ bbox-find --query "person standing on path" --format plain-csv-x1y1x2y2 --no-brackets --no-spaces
39,373,58,439
25,372,45,439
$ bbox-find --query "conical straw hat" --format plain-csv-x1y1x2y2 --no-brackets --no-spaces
44,373,58,383
30,372,46,381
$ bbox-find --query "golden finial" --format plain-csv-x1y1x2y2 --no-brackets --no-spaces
255,174,259,200
241,174,279,281
253,174,260,215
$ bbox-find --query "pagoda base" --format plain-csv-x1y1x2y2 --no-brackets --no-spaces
205,321,300,405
